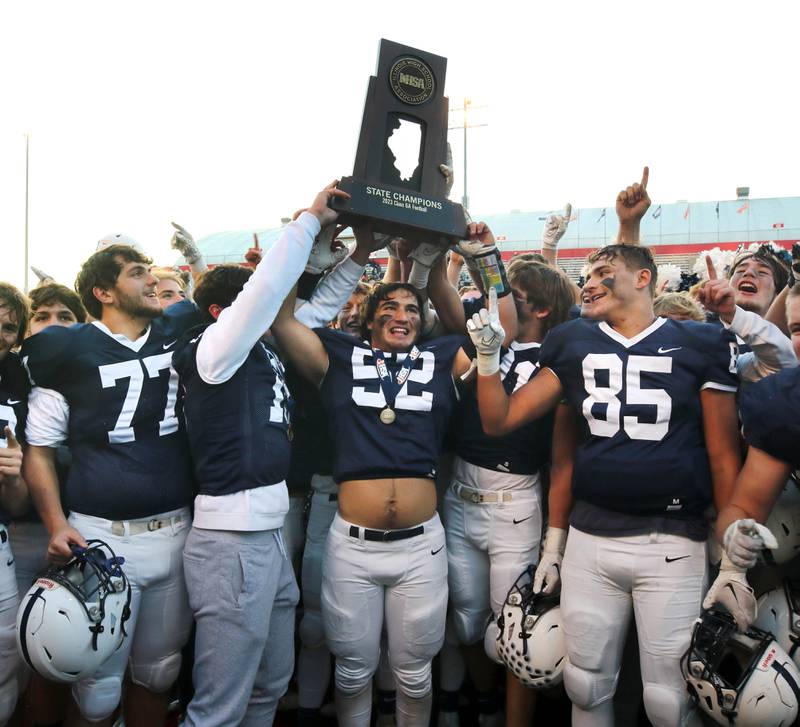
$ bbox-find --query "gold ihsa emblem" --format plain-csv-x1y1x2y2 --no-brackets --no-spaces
389,57,435,105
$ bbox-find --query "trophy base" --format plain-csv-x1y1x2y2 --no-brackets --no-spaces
330,177,468,245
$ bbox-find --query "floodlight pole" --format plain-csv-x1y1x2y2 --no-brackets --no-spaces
449,98,487,212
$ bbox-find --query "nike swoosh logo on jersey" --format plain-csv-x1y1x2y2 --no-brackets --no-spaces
657,346,682,354
163,341,177,349
513,516,532,525
431,545,444,556
6,559,13,567
665,555,690,563
6,400,20,405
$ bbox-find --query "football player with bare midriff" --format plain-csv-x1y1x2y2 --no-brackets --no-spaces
272,267,473,727
339,477,436,530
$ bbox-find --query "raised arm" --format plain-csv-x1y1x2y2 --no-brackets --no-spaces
457,221,518,345
426,253,466,335
467,290,562,435
540,203,572,267
171,222,208,280
196,183,348,384
615,166,650,244
699,254,796,381
271,284,329,387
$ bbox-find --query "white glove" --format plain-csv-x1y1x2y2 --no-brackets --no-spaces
372,233,397,259
542,204,572,252
702,552,757,631
170,222,202,265
30,266,54,284
408,242,446,290
466,288,504,376
723,518,778,569
306,223,349,275
533,527,567,595
452,238,496,259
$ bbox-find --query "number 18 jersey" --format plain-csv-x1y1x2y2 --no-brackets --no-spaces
538,316,738,519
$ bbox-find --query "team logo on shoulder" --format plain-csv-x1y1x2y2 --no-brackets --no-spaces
389,57,435,105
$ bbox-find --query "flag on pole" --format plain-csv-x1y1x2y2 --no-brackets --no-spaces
596,209,606,223
683,205,690,220
737,201,749,214
652,205,662,219
715,202,720,218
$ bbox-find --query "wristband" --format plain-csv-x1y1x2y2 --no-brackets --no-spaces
297,271,324,302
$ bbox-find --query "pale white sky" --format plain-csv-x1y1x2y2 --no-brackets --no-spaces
1,0,798,290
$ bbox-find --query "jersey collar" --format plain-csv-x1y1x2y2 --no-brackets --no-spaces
598,317,667,349
91,320,152,352
510,340,541,351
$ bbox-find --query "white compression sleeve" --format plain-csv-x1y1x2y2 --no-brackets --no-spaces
296,255,365,329
196,212,320,384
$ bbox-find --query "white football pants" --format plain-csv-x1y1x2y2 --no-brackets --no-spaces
561,527,705,727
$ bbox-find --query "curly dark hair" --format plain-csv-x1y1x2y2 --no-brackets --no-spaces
193,265,254,323
358,283,426,342
75,244,153,319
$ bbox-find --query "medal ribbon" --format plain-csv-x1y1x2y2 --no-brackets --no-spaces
371,346,421,409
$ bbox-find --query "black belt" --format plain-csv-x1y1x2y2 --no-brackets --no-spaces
349,525,424,542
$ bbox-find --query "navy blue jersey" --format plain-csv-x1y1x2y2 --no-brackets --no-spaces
285,363,333,493
316,328,464,483
173,326,292,497
21,300,199,520
0,353,29,525
539,317,738,518
454,341,552,474
740,366,800,468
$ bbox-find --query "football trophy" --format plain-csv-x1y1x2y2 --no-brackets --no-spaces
330,39,469,246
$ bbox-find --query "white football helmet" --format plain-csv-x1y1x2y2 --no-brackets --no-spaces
761,477,800,566
754,579,800,668
17,540,131,683
495,566,566,688
683,608,800,726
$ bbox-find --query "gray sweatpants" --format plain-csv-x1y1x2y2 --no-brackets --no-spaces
183,527,299,727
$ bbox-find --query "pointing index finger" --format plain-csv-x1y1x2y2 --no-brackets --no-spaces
487,286,499,322
705,255,718,281
641,166,649,190
564,202,573,220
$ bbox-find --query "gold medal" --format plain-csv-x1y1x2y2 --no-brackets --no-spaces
379,407,396,425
